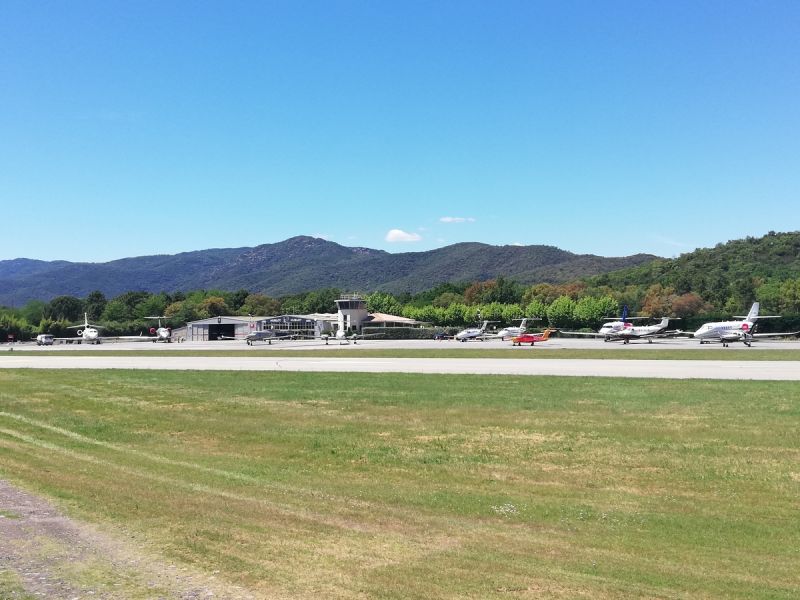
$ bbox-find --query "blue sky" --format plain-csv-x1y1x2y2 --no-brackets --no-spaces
2,1,798,262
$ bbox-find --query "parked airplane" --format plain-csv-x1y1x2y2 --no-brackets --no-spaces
605,317,674,344
245,330,313,345
54,313,166,344
58,313,105,344
455,320,494,342
511,328,556,346
496,318,539,340
144,316,172,343
691,302,795,347
563,305,652,341
320,330,385,345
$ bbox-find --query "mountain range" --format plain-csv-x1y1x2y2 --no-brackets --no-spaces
0,236,656,305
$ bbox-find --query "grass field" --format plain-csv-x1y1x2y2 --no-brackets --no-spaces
1,369,798,598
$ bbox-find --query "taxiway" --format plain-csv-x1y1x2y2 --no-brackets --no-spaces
2,337,800,380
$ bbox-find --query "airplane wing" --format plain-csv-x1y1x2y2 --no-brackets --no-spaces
752,331,800,338
112,334,158,342
558,331,606,337
246,332,317,344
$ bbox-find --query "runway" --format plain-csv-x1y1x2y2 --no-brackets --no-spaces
2,354,800,380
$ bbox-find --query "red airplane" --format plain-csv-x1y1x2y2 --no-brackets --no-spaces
511,328,556,346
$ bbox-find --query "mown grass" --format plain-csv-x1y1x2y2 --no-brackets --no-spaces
0,569,36,600
5,347,800,360
1,369,798,598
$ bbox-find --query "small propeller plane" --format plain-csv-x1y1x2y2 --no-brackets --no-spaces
320,329,385,345
511,328,557,346
245,330,314,345
691,302,797,347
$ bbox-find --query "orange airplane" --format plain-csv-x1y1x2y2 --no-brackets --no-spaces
511,328,556,346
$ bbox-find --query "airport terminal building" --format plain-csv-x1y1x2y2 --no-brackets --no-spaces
182,295,425,341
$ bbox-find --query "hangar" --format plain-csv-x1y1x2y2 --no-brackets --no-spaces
184,314,339,341
184,316,261,341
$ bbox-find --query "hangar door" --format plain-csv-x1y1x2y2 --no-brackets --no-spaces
208,324,235,340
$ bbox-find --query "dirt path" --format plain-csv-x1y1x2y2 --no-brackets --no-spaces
0,479,255,599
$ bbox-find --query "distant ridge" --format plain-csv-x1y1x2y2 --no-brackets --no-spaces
0,236,657,304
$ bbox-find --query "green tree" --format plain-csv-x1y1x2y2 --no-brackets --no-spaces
102,300,129,322
197,296,230,318
109,291,152,321
778,278,800,313
304,288,341,314
431,292,465,308
20,300,46,325
229,289,251,311
524,299,548,320
45,296,84,321
134,294,169,319
165,301,200,323
573,296,617,330
84,290,108,321
500,303,524,325
240,294,281,317
546,296,576,328
522,283,561,306
365,292,403,315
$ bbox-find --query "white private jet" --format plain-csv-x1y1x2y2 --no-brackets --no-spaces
61,313,104,344
563,305,652,341
455,320,495,342
54,313,167,344
144,316,173,343
606,317,674,344
496,318,540,340
691,302,796,347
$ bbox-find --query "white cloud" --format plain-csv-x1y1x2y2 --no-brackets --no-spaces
385,229,422,243
439,216,476,223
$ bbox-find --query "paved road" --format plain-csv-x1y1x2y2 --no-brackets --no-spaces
2,354,799,380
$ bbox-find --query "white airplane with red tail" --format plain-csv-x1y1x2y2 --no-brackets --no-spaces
691,302,796,347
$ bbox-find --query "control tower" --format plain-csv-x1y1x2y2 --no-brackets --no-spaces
335,294,368,333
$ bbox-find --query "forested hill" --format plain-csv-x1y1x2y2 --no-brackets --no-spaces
589,231,800,308
0,236,656,305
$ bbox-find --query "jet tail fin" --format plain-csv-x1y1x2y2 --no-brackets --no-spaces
747,302,760,321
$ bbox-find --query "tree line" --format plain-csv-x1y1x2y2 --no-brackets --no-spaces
3,268,800,342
